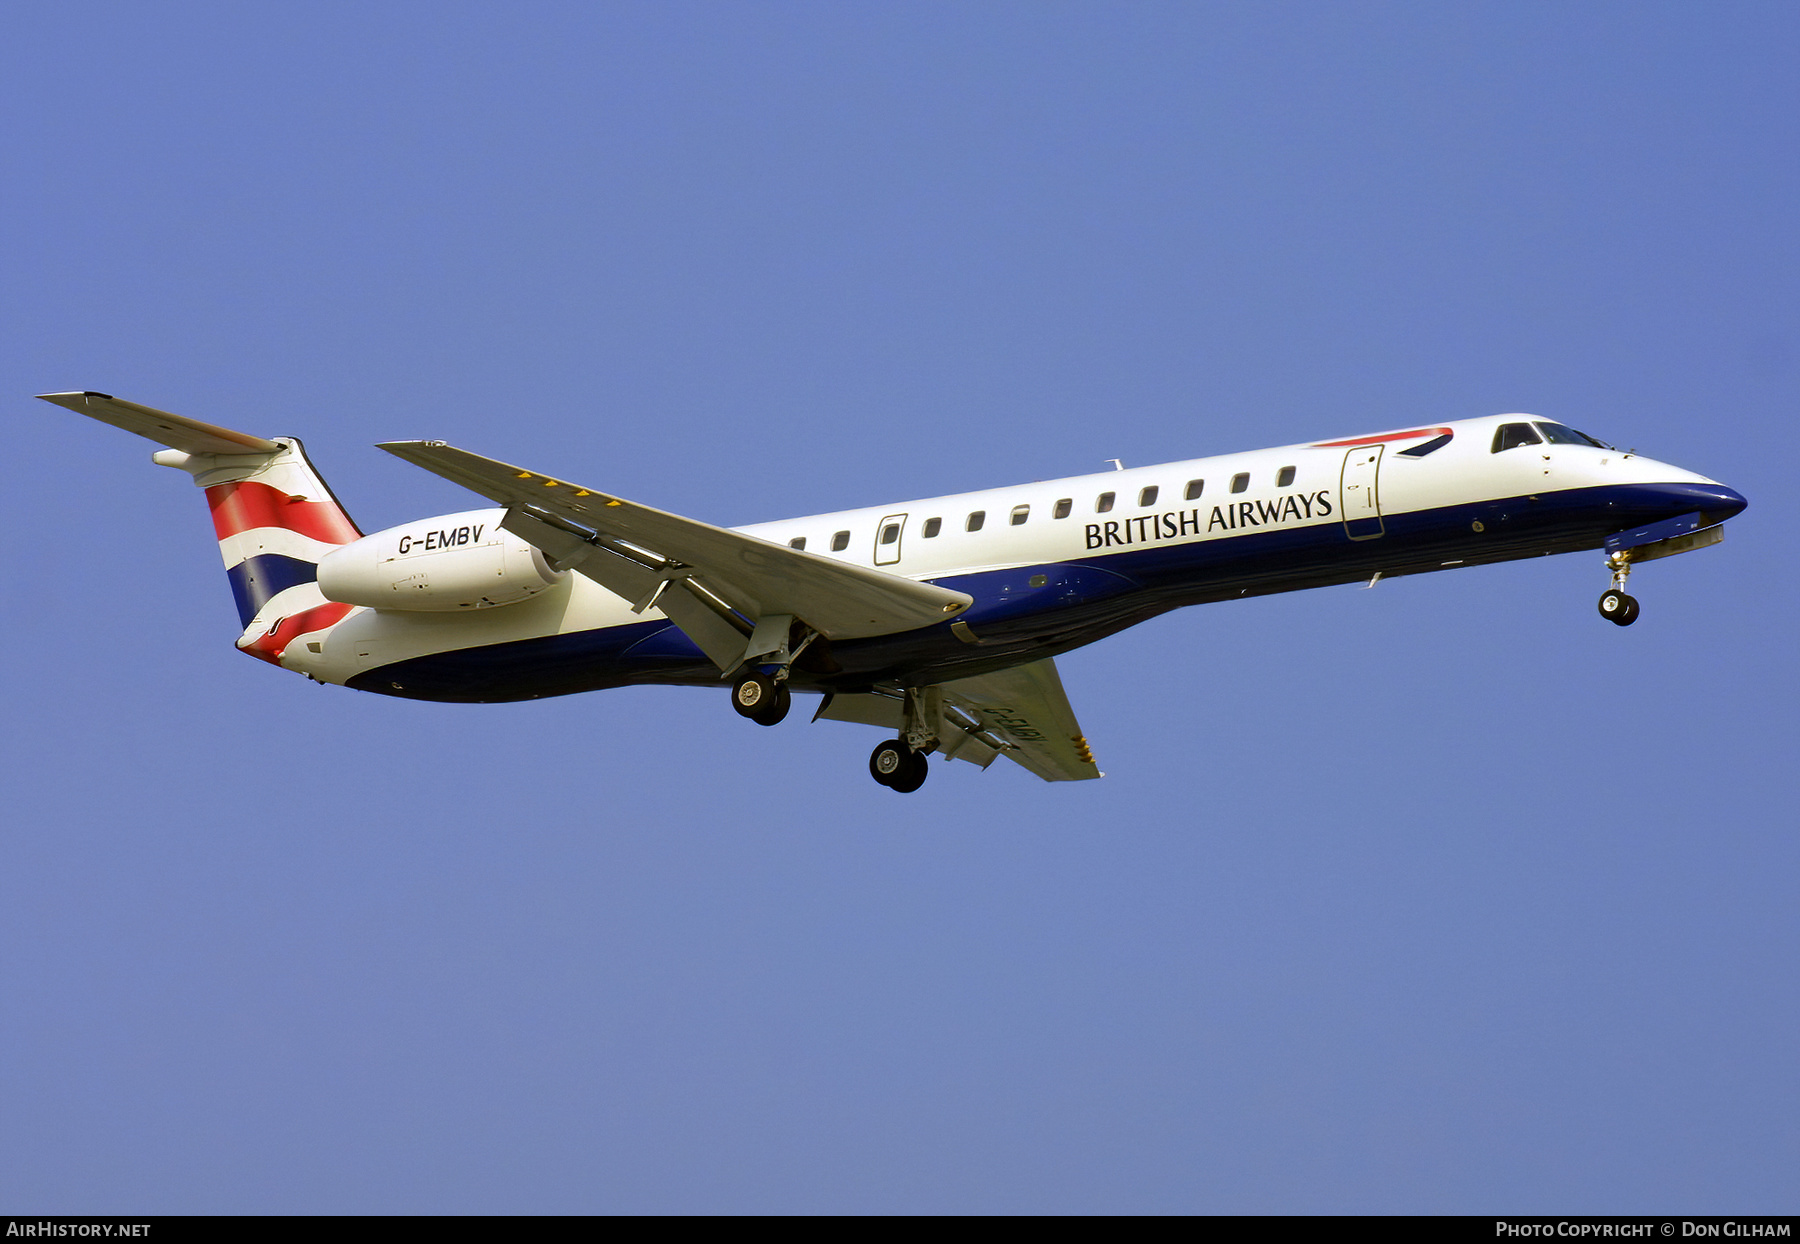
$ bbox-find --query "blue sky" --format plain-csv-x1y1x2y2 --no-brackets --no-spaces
2,1,1794,1213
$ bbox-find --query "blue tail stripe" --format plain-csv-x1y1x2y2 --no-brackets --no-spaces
226,553,319,626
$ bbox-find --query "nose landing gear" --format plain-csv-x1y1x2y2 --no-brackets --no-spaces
1598,553,1640,626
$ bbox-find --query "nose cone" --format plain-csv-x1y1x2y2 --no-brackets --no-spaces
1636,482,1748,523
1689,483,1748,521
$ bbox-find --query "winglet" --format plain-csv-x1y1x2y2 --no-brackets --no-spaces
35,392,281,456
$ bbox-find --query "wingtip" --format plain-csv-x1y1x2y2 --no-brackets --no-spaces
35,390,114,405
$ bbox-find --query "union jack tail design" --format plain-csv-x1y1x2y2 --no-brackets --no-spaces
34,393,365,667
197,439,363,664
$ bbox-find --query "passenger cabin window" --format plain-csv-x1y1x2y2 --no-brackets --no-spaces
1010,504,1030,526
789,537,806,550
1053,498,1072,519
1185,479,1204,500
922,517,942,538
1231,472,1249,493
1536,422,1607,448
1492,423,1543,453
831,530,850,551
1139,485,1159,507
966,511,985,532
1276,466,1296,487
880,523,900,545
1096,492,1115,513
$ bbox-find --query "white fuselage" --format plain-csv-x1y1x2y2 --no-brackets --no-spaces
279,413,1725,691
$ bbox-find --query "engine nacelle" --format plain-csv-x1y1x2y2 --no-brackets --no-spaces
317,508,566,611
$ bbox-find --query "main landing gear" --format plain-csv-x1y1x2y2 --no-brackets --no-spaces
731,670,791,726
729,618,821,727
867,686,943,793
869,739,929,793
730,655,937,792
1598,552,1640,627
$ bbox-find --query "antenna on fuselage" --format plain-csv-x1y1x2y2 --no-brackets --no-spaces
1105,459,1124,471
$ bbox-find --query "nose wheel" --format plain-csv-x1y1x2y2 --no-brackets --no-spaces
1598,553,1641,626
1598,588,1639,626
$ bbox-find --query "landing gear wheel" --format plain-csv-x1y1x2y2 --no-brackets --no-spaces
1598,589,1640,627
869,741,928,792
869,740,909,787
888,750,928,794
732,672,788,724
754,681,791,726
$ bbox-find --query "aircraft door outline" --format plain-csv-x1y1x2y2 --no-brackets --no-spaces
874,513,908,565
1340,446,1385,540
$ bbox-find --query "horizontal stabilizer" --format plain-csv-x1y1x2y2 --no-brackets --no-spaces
36,392,280,456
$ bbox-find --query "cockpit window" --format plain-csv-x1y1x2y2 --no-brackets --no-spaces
1492,422,1543,453
1535,422,1608,448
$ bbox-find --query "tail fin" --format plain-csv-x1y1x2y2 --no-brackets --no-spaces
36,392,363,665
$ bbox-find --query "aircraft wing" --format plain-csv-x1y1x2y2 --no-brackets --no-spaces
818,656,1103,782
939,658,1102,782
378,441,973,670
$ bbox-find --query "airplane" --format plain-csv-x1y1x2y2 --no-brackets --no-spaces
34,392,1746,792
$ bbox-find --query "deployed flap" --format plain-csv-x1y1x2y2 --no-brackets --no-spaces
940,658,1102,782
502,504,751,671
37,392,280,456
812,659,1102,782
377,441,972,641
814,690,905,731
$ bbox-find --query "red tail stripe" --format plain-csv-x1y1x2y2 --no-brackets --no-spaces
1313,427,1453,448
207,480,361,545
238,601,356,665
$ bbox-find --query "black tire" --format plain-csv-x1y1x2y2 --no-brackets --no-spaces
888,750,929,794
1598,589,1630,624
732,672,776,719
869,740,909,787
1616,593,1640,626
751,681,791,726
